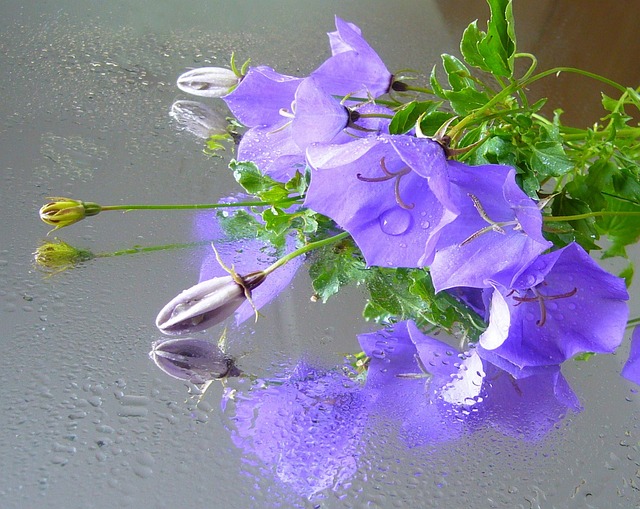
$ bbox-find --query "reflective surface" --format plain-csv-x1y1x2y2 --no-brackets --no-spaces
2,1,640,507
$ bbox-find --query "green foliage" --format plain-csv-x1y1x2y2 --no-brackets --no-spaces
217,0,640,338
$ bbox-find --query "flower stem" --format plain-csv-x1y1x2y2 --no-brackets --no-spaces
263,231,350,276
101,197,301,212
95,240,215,258
544,211,640,222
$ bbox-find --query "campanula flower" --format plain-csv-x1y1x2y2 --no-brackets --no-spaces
236,77,393,181
223,363,371,498
621,326,640,386
429,162,552,292
478,242,629,374
176,66,240,97
150,337,241,383
305,135,457,267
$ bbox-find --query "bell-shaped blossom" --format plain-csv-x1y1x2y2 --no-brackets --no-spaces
149,337,241,384
169,100,228,139
311,16,393,98
194,200,304,325
359,320,580,443
223,364,372,499
237,95,392,181
430,162,552,292
222,65,302,127
305,135,457,268
621,326,640,386
176,67,240,98
478,242,629,374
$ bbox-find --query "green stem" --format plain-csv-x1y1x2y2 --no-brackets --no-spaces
263,231,350,276
544,210,640,222
95,240,215,258
627,317,640,328
100,197,301,212
521,66,627,93
402,84,434,95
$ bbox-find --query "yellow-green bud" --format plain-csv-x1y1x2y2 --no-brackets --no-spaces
33,238,94,273
39,197,102,230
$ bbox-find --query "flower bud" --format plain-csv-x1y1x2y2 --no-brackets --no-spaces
156,272,266,334
150,337,241,383
39,197,102,230
33,238,94,272
169,100,228,139
176,67,240,98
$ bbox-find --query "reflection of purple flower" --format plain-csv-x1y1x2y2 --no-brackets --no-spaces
622,326,640,385
224,364,372,499
359,320,580,443
479,242,629,374
305,135,457,268
430,162,552,292
311,16,393,98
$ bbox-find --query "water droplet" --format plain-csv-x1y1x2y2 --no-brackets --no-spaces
421,220,430,229
378,208,412,236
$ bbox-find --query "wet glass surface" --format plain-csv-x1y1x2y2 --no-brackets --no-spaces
2,1,640,507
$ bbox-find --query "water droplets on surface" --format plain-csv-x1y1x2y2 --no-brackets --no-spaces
379,207,412,236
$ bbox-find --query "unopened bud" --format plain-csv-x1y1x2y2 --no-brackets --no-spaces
39,197,101,230
176,67,241,98
33,238,94,272
156,272,265,334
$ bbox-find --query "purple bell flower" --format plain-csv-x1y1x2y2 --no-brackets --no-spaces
305,135,457,268
478,242,629,374
430,161,552,292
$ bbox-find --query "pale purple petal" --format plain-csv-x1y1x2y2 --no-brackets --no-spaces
312,17,392,98
291,76,349,148
222,66,301,127
622,326,640,386
236,119,305,182
305,137,455,268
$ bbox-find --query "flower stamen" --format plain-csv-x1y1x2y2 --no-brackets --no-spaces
459,193,517,246
356,158,415,210
512,285,578,326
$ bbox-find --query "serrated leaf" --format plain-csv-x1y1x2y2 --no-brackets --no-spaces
442,54,476,91
460,20,487,69
308,240,367,302
529,141,574,178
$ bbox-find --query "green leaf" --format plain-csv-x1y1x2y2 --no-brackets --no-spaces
459,0,516,77
308,240,368,302
389,101,441,135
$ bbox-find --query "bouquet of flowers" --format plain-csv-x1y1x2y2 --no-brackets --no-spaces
37,1,640,488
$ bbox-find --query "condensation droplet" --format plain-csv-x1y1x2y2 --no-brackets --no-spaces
378,208,412,236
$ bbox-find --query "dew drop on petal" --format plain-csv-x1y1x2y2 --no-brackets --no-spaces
378,208,412,236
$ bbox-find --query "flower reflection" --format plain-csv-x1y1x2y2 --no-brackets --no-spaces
149,337,241,384
222,364,372,499
358,320,580,444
